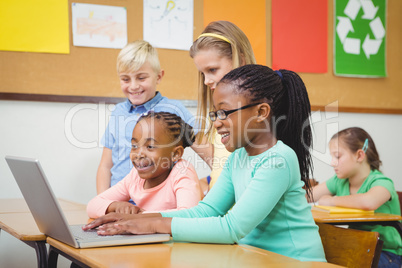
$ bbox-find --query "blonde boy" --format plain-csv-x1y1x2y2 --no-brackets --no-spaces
97,40,208,193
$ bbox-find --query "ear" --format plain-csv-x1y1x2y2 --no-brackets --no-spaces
356,149,366,163
172,145,184,162
156,69,164,84
256,103,271,123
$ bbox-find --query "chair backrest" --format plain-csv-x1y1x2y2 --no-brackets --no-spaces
397,191,402,215
317,223,383,268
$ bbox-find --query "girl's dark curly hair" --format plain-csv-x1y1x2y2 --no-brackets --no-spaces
138,111,195,148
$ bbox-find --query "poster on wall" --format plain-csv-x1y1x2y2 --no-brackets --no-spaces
272,0,327,73
71,3,127,49
203,0,266,65
143,0,194,50
334,0,387,77
0,0,69,54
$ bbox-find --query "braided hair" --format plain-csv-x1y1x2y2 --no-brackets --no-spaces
219,64,314,198
138,111,195,149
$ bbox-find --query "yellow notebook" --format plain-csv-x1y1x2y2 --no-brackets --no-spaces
312,205,374,214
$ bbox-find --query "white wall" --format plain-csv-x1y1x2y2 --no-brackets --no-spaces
0,100,401,267
309,108,402,189
0,100,211,203
2,100,400,202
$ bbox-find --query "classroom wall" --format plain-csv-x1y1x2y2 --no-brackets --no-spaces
1,101,402,267
1,99,401,202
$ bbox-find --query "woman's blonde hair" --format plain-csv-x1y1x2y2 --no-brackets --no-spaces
190,21,256,140
117,40,161,74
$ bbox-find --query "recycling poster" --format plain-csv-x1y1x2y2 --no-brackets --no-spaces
334,0,387,77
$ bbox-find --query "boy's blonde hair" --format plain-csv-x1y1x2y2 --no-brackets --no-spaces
117,40,161,74
190,21,256,140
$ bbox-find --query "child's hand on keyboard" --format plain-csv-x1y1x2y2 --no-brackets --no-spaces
106,201,144,214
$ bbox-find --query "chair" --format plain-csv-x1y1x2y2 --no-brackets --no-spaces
317,223,383,268
397,191,402,215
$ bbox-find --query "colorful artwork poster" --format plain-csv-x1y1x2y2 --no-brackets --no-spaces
72,3,127,49
143,0,194,51
334,0,387,77
0,0,69,54
272,0,327,73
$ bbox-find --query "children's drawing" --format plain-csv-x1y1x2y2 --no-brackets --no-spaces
72,3,127,49
143,0,194,51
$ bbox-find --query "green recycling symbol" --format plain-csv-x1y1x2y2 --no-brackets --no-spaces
336,0,385,59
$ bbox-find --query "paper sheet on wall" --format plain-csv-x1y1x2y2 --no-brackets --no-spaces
0,0,69,54
72,3,127,49
143,0,194,51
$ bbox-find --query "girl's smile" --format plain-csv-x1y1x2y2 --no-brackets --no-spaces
133,158,154,171
219,132,230,145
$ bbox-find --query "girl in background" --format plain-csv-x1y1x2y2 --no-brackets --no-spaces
312,127,401,267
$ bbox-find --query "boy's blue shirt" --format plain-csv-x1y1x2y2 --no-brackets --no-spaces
101,92,197,187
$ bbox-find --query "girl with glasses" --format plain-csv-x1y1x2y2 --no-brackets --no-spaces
83,64,326,263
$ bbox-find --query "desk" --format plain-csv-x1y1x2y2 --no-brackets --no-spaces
0,198,87,268
0,198,86,214
47,238,343,268
312,210,402,237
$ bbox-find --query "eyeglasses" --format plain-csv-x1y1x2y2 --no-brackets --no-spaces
209,103,261,122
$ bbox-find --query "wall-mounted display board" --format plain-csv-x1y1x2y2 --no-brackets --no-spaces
0,0,202,103
266,0,402,114
1,0,401,114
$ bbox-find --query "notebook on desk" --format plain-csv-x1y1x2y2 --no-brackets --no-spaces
312,205,374,214
5,155,170,248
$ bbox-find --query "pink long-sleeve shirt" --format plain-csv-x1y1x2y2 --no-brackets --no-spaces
87,159,202,218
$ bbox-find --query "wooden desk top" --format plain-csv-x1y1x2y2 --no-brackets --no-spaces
47,237,343,268
0,198,86,214
0,208,88,241
0,198,87,241
312,210,402,224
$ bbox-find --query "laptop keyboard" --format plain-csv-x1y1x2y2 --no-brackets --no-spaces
69,224,131,241
70,225,102,240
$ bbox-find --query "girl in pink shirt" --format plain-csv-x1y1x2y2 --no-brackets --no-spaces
87,111,202,218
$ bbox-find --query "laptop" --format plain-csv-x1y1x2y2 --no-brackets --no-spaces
5,155,170,248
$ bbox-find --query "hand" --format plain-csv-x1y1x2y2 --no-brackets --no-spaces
110,201,143,214
82,212,140,231
317,195,335,206
97,217,173,236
